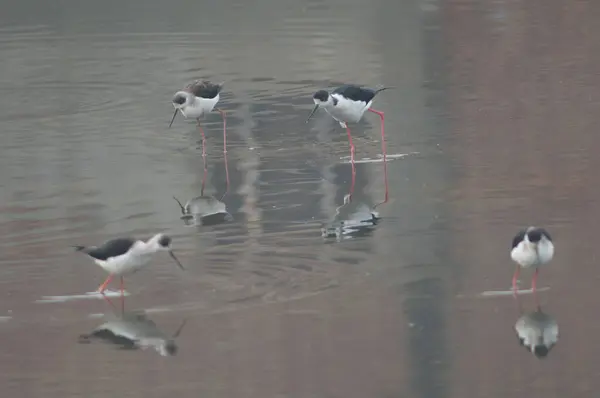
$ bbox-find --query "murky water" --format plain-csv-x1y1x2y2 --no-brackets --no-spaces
0,0,597,396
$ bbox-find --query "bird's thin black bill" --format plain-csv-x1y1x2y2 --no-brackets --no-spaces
305,104,319,123
169,251,185,270
168,109,178,128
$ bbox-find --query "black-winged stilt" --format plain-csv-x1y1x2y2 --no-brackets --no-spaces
510,226,554,294
169,80,229,189
306,84,390,199
73,233,184,297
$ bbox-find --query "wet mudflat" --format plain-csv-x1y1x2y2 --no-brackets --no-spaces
0,0,598,397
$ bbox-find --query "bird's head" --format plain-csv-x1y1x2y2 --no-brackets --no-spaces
148,233,185,270
306,90,332,123
168,91,193,128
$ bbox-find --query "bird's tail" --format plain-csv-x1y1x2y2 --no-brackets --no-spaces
374,85,394,95
73,245,87,253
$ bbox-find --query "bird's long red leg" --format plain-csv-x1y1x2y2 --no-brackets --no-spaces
512,266,520,296
197,119,207,159
119,277,125,312
346,126,356,200
531,268,539,293
368,108,388,205
200,154,208,197
97,274,113,294
216,108,230,194
197,119,208,196
101,293,118,312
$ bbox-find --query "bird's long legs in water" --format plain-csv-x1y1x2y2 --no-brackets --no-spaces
197,120,209,196
368,108,389,207
215,108,230,195
345,126,356,200
512,265,520,297
531,268,540,307
98,275,125,312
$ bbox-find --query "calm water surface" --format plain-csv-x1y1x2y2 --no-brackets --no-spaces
0,0,597,396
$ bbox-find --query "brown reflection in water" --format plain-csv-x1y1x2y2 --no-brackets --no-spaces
446,0,600,396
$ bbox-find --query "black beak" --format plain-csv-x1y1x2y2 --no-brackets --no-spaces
168,250,185,270
172,196,186,214
305,104,319,123
172,319,187,338
168,109,178,129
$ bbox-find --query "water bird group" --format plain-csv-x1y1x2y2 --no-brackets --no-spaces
64,77,558,361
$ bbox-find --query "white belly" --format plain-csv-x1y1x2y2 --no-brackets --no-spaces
511,241,554,268
181,95,220,119
327,96,371,125
95,253,151,275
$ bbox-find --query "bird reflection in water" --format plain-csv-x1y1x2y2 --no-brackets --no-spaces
514,296,558,359
173,195,233,227
79,307,187,357
321,193,381,241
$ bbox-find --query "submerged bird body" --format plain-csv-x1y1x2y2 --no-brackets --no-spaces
173,195,233,226
515,308,558,358
79,311,186,356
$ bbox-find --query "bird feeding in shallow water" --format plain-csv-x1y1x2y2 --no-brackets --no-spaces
169,80,227,154
74,233,184,296
510,226,554,294
169,79,229,188
306,84,390,162
306,84,390,198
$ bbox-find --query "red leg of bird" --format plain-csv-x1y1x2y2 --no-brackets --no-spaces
197,120,207,159
196,119,208,195
101,293,118,312
97,274,113,294
220,150,230,201
512,266,520,296
531,268,539,294
346,126,356,200
216,108,227,154
200,153,208,196
368,108,388,204
216,108,230,191
374,152,389,209
119,277,125,312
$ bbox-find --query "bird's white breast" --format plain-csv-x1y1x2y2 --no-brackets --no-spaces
181,94,220,119
511,240,554,268
327,95,372,125
95,252,152,275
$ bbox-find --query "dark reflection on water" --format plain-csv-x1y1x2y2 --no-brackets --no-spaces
172,194,233,227
79,302,187,357
514,298,558,359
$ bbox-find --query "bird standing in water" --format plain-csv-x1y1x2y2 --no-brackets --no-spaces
74,233,184,297
306,84,390,200
169,80,229,188
510,226,554,294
